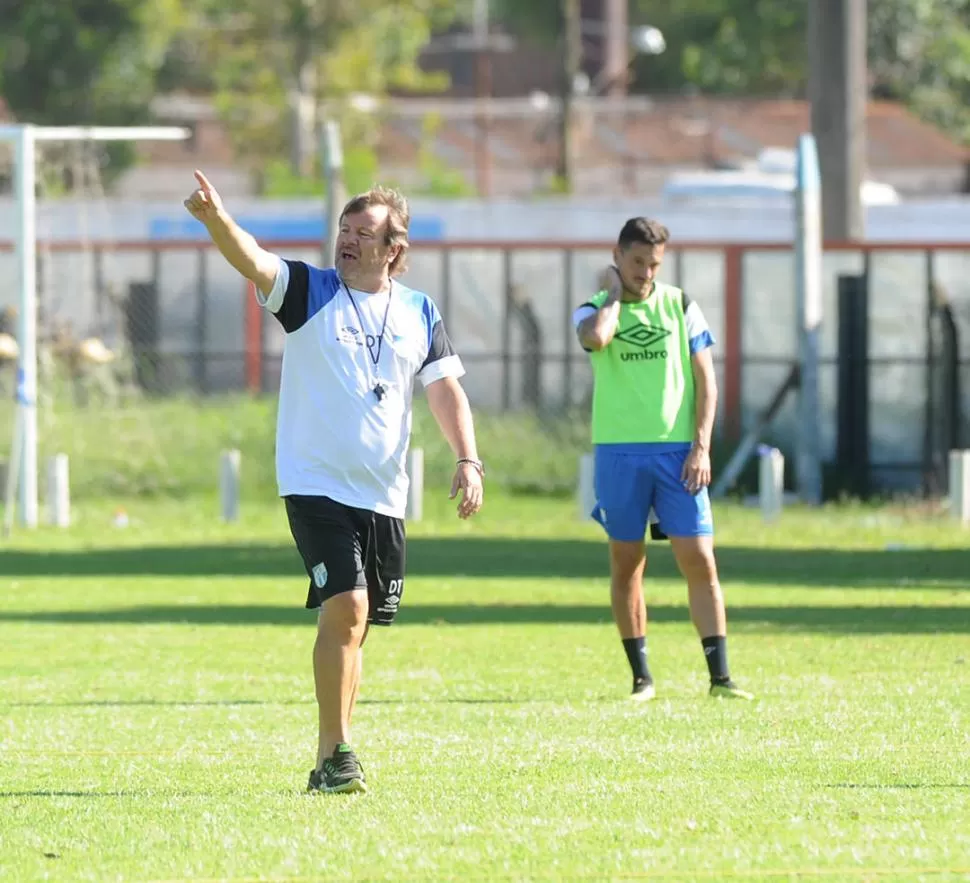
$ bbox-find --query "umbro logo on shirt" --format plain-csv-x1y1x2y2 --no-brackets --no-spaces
615,323,670,350
337,326,364,346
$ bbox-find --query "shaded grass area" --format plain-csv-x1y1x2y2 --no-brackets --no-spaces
2,537,968,586
1,601,968,634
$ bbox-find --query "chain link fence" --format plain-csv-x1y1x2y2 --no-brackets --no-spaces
1,235,968,501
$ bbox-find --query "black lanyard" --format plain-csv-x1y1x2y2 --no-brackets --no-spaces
342,280,393,400
342,281,393,366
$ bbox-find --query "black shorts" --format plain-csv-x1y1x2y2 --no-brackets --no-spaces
284,494,406,626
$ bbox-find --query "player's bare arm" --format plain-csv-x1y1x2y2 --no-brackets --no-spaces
183,170,279,296
577,267,623,351
682,346,718,494
425,375,483,519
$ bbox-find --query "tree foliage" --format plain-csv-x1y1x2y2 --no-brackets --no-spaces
631,0,805,95
191,0,463,177
492,0,969,144
0,0,182,125
487,0,560,39
634,0,969,142
867,0,970,142
0,0,183,181
3,0,965,194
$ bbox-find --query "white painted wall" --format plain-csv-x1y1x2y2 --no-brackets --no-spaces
1,194,970,245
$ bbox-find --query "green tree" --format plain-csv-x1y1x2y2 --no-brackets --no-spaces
631,0,969,143
0,0,183,177
487,0,560,37
868,0,970,143
631,0,805,95
492,0,969,144
190,0,462,183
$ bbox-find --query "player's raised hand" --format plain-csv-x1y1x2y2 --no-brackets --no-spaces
183,170,224,222
596,265,622,299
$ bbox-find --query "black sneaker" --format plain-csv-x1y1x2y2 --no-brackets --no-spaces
307,743,367,794
630,676,656,702
307,767,325,793
709,680,754,700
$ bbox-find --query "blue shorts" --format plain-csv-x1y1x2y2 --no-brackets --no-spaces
591,444,714,541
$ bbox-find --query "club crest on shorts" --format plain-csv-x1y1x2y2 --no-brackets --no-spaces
312,562,328,588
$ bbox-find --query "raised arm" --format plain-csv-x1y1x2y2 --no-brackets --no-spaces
184,170,279,296
576,266,622,351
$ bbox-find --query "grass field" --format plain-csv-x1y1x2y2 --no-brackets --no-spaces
1,490,969,882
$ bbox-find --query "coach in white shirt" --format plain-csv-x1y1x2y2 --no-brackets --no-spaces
184,172,484,795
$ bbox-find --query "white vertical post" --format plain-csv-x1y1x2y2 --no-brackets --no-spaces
46,454,70,528
949,449,970,525
321,120,344,268
795,133,823,506
578,452,595,521
406,448,424,521
759,446,785,523
15,125,38,528
220,449,241,523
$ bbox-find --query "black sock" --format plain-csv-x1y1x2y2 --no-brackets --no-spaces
702,636,730,683
622,637,651,682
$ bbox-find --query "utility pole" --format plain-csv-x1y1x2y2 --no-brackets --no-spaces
808,0,868,241
557,0,582,190
322,120,344,268
604,0,628,99
473,0,492,197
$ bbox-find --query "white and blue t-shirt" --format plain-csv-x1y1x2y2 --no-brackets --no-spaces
257,257,464,518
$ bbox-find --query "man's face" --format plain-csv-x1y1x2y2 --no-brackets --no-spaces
336,205,397,282
612,242,665,297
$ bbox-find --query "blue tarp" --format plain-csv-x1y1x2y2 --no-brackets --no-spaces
149,214,445,241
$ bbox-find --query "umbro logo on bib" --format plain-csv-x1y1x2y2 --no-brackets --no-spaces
616,323,672,362
614,324,670,349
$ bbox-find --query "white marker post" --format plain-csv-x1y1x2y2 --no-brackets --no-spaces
406,448,424,521
795,133,823,506
220,449,241,523
46,454,70,528
949,449,970,525
758,446,785,524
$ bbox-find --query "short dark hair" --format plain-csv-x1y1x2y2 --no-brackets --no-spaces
617,217,669,250
340,186,410,276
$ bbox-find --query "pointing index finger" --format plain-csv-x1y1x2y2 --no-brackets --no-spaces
194,170,214,194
